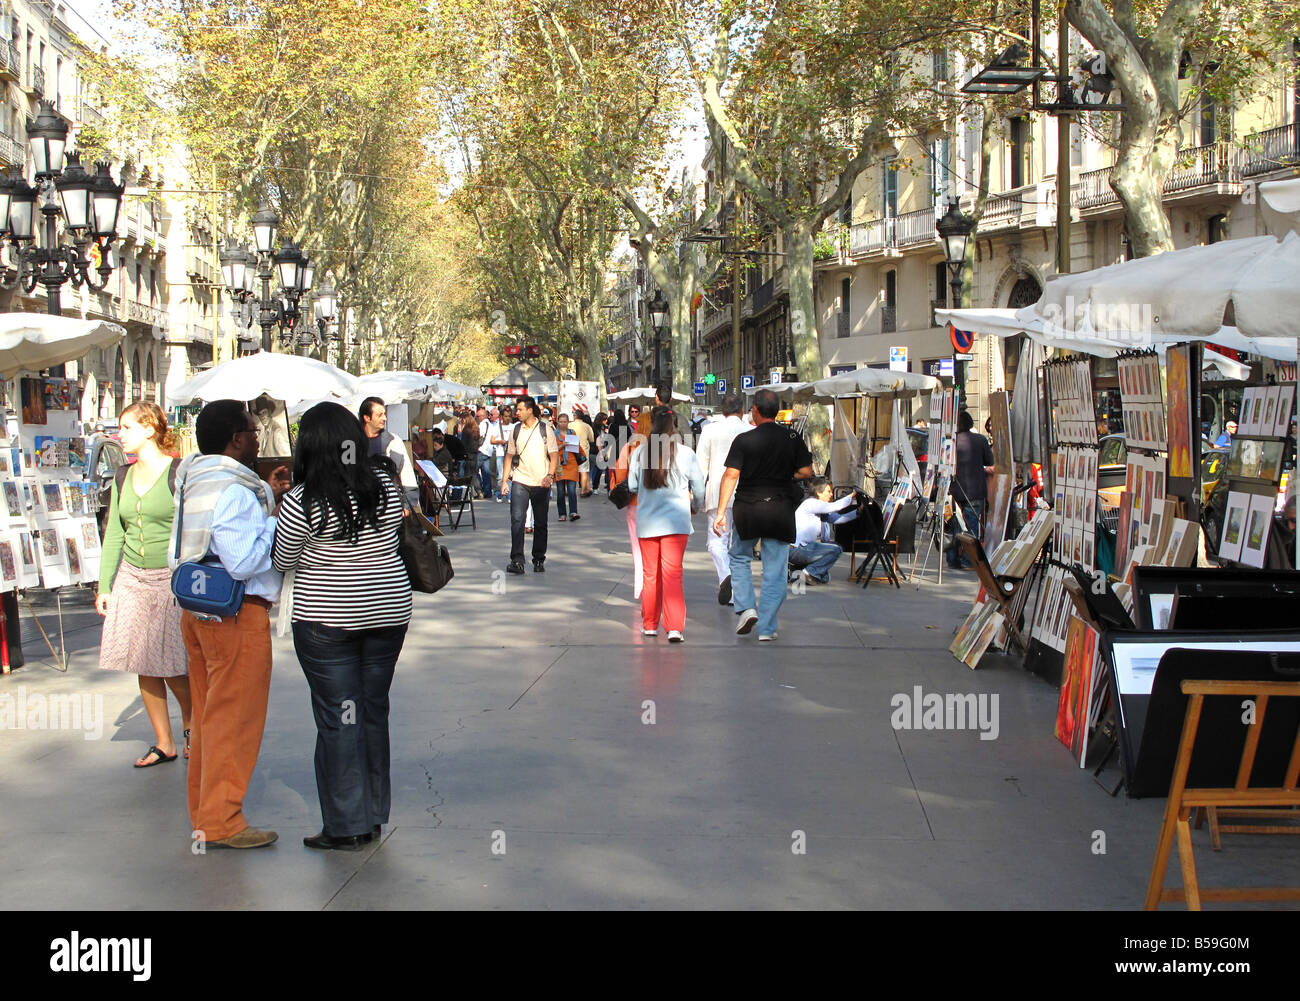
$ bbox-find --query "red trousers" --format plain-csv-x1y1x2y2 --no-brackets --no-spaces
638,534,688,632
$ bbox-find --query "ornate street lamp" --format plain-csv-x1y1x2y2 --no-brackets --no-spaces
936,199,977,399
0,102,125,321
648,288,669,386
219,202,316,352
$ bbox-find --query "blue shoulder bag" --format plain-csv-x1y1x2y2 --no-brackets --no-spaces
170,478,246,620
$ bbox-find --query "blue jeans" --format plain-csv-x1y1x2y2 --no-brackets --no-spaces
477,453,497,497
556,479,578,518
729,534,790,636
292,620,408,837
790,541,842,582
510,482,550,563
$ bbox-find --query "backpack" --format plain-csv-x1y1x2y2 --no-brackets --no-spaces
115,456,181,499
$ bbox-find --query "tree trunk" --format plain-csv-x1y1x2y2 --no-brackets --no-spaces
785,219,828,468
1111,121,1178,257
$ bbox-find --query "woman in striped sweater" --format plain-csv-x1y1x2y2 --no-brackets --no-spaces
272,402,412,851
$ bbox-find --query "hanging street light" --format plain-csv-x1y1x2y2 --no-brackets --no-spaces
218,201,316,352
0,102,125,322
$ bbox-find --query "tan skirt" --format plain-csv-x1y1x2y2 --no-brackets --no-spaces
98,560,188,677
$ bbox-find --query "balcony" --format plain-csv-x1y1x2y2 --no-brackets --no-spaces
0,45,19,82
0,132,21,168
847,207,939,259
1163,141,1241,197
31,66,43,98
836,311,851,338
1240,122,1300,177
881,305,897,334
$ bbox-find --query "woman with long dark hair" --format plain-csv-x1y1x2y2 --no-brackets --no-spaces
626,406,705,641
272,402,411,851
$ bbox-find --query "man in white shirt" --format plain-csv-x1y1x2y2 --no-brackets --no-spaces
500,395,560,573
789,476,858,584
695,393,753,604
358,397,419,508
476,405,505,502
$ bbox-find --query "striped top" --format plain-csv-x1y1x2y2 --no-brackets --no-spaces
271,470,412,629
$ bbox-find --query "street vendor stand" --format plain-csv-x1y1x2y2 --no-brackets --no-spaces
933,183,1300,834
0,314,128,672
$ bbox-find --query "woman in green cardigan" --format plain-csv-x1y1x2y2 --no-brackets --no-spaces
96,402,191,768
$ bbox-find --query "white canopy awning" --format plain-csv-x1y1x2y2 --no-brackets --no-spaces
607,386,693,405
810,367,940,400
171,352,360,408
0,313,126,380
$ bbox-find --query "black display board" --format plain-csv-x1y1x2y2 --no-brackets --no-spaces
1131,565,1300,630
1098,630,1300,797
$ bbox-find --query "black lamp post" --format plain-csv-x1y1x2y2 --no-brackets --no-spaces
0,101,125,317
219,201,315,352
936,199,976,398
648,288,668,387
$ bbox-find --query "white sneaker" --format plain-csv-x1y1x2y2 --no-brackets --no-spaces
667,630,683,643
758,632,779,642
736,609,758,635
642,628,657,636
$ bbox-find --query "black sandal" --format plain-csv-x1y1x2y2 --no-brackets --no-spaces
183,729,191,760
135,745,178,768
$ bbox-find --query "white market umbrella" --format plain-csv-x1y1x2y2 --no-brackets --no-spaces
741,381,836,405
353,370,441,406
810,367,940,400
171,352,359,408
430,377,481,402
0,313,125,379
1260,177,1300,239
607,386,692,406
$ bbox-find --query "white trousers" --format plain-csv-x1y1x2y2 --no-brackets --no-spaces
626,505,643,598
706,507,734,583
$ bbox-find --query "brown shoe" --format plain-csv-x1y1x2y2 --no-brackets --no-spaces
209,827,278,849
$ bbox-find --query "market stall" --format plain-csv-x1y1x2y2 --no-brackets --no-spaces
933,209,1300,804
0,314,127,673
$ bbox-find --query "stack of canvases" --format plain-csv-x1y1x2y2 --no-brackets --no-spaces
949,509,1054,668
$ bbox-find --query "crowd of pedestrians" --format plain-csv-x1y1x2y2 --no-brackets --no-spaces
95,383,844,852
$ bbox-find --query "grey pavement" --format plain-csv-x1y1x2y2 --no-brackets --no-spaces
1,491,1295,910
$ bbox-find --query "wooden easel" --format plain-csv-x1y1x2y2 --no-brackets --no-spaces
1145,678,1300,910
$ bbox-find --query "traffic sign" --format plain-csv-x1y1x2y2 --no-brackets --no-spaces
741,375,754,390
948,323,974,353
769,369,782,385
693,381,706,396
717,378,727,393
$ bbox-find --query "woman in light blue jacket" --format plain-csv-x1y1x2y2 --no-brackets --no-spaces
627,406,706,642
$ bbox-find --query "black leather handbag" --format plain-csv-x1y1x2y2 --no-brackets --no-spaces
399,509,454,593
608,481,633,509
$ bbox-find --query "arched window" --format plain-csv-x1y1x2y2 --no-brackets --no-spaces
145,352,156,402
1007,276,1042,309
131,348,141,403
113,347,125,414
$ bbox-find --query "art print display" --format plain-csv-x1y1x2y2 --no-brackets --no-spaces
1165,345,1197,496
1239,494,1274,569
983,391,1014,551
41,378,77,412
79,520,100,554
1056,614,1101,764
64,536,82,578
0,536,16,587
34,437,69,468
41,482,65,517
0,481,17,522
20,377,46,426
1218,490,1252,562
1271,384,1294,438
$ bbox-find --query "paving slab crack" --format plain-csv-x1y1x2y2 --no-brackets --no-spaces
893,727,936,841
507,649,568,710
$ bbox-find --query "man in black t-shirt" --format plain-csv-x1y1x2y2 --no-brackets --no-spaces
714,389,813,641
947,409,994,570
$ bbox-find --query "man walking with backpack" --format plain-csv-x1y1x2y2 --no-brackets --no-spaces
500,394,560,575
713,389,813,641
171,400,290,849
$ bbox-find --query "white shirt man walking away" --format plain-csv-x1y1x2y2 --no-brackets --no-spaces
695,393,752,605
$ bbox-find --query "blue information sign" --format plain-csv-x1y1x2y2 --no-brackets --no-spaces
693,381,705,396
741,375,754,390
717,378,727,393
